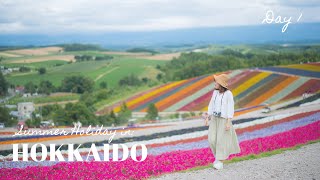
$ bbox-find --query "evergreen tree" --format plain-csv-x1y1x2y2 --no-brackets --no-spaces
0,72,8,96
146,103,158,120
117,102,132,124
0,106,13,126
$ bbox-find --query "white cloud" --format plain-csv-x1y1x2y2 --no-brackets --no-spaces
0,0,319,34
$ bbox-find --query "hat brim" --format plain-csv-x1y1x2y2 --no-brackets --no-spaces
212,74,228,89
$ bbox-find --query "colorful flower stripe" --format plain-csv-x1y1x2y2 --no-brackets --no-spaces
237,74,283,108
259,67,320,78
307,62,320,66
264,76,309,104
235,73,279,101
235,110,319,134
245,76,299,107
238,113,319,141
114,79,190,113
227,69,245,85
227,69,244,82
136,75,206,112
280,64,320,72
232,72,272,97
228,70,258,90
150,75,214,112
165,70,242,112
129,78,200,110
281,79,320,101
234,111,317,129
0,132,15,135
234,106,267,116
164,83,213,112
96,83,168,115
134,76,206,112
1,120,319,179
178,90,211,111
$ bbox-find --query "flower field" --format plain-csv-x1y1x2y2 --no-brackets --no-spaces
98,63,320,114
0,109,319,179
1,62,319,179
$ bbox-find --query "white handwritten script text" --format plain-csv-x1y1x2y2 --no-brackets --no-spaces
262,10,302,33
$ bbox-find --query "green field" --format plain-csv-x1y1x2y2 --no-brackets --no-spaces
4,55,166,89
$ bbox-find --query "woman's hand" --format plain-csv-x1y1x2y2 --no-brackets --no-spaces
225,119,232,131
204,116,209,126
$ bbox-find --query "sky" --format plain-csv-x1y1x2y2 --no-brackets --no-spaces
0,0,319,34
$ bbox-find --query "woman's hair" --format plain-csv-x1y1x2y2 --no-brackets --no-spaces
218,84,228,93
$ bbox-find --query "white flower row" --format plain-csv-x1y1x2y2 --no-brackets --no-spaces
233,112,300,129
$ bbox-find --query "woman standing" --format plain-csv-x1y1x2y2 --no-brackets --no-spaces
204,73,241,170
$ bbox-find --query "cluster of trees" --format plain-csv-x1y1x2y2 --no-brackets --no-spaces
19,75,94,95
0,106,17,127
24,80,55,95
35,101,132,127
159,49,320,81
35,100,160,127
61,44,103,51
38,67,46,74
79,89,112,107
19,66,31,72
126,48,158,54
60,75,95,93
118,74,154,87
74,55,113,62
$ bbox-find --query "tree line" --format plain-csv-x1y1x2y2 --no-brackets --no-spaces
74,55,113,62
159,49,320,81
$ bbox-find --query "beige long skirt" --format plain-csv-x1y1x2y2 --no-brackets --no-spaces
208,116,241,160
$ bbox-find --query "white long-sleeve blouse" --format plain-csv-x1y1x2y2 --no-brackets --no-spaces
207,89,235,119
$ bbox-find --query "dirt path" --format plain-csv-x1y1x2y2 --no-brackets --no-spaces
34,100,78,107
152,142,320,180
94,66,119,81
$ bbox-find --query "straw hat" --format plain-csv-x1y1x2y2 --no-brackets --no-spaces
212,73,229,89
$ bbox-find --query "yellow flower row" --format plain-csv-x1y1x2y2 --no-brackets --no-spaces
279,64,320,72
232,72,272,97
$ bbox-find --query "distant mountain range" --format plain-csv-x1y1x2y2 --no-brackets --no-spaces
0,23,319,50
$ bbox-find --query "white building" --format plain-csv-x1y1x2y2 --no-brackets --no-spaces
17,102,35,120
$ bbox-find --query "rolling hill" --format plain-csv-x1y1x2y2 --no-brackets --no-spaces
96,62,320,115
